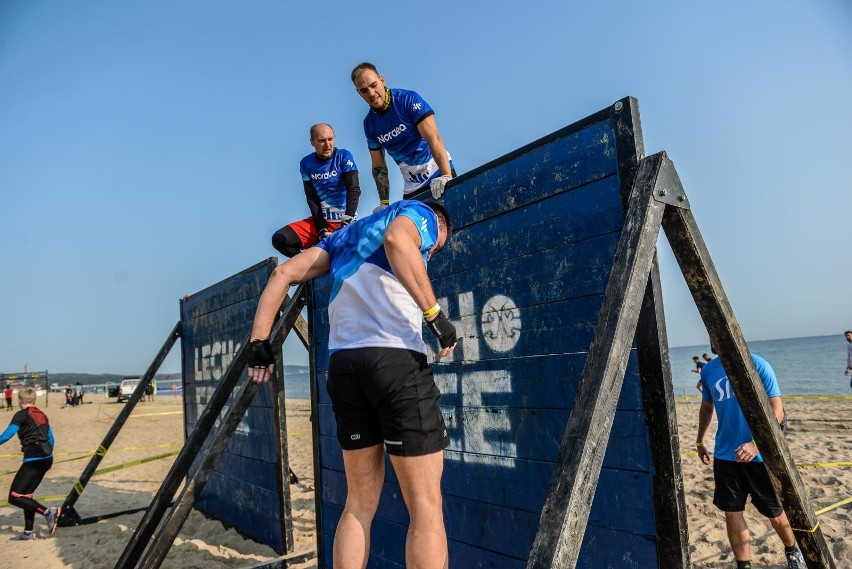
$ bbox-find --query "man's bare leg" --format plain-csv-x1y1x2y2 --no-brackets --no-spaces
390,451,447,569
768,511,797,547
724,510,751,562
334,445,385,569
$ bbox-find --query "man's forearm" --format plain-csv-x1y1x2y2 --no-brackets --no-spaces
769,396,785,424
429,140,451,176
697,403,714,442
373,166,389,203
251,272,291,341
418,116,452,176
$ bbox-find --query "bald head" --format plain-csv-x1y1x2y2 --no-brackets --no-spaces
310,124,335,160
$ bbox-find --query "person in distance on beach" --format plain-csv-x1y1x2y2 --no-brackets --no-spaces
351,62,456,210
843,330,852,387
695,347,805,569
246,200,456,569
271,123,361,258
0,388,61,539
692,355,706,391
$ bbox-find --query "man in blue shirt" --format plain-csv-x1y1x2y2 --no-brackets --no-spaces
696,348,805,569
351,62,456,210
271,124,361,258
246,200,457,569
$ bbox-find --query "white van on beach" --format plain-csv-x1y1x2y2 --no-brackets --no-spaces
117,377,140,403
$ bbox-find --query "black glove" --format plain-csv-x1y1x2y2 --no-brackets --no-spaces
247,339,274,369
426,311,456,349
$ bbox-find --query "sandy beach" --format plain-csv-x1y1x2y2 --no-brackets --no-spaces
1,393,849,568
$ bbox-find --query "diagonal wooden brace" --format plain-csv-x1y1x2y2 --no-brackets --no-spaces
526,152,671,568
662,198,835,569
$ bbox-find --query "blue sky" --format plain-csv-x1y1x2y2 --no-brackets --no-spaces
1,1,850,375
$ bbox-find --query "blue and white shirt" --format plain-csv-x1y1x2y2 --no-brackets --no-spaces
317,200,439,354
700,353,781,462
364,88,453,195
300,148,358,222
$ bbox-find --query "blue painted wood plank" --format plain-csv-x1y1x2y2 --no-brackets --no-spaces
315,353,644,412
442,121,618,230
312,295,609,372
431,174,624,278
317,405,651,471
180,260,274,320
578,525,659,568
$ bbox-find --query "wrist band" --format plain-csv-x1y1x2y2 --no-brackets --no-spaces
380,199,389,205
695,442,704,447
423,304,441,320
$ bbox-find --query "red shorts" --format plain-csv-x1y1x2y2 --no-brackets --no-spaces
287,217,343,249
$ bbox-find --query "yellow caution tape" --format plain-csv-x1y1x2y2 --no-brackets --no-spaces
814,496,852,516
0,450,179,505
92,450,179,477
791,522,820,533
680,451,852,470
129,411,183,418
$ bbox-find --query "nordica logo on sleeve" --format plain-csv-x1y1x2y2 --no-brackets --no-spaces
311,170,338,181
377,123,407,144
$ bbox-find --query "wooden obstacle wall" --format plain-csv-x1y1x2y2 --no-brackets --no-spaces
310,97,671,566
180,259,291,553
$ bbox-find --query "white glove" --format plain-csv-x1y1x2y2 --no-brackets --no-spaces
430,175,453,199
372,203,389,214
341,214,356,225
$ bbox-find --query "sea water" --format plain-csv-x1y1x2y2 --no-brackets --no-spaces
669,334,851,396
277,335,852,400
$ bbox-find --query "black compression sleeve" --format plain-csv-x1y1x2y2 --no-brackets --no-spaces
342,171,361,217
303,181,325,230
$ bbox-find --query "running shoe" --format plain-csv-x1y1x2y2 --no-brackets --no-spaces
45,506,61,534
9,531,36,540
786,547,806,569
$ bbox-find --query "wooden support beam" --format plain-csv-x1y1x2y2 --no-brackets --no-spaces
58,321,181,527
611,99,691,567
272,340,296,552
661,203,835,569
136,286,308,569
293,313,309,350
243,549,318,569
526,152,669,568
636,259,692,568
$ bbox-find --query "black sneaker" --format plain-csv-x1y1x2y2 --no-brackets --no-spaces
786,547,805,569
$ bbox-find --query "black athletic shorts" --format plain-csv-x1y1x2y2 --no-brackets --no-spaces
326,347,449,456
713,458,784,518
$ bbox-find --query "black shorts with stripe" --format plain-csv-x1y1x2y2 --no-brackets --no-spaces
326,347,449,456
713,458,784,517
